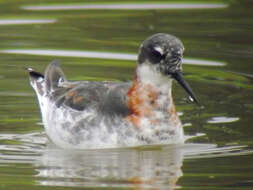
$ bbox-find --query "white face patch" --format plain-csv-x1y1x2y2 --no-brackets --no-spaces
154,46,164,55
137,63,172,89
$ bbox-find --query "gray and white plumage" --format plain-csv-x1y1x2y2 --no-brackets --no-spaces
28,33,198,149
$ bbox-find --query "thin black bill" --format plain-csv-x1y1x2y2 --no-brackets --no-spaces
171,71,199,104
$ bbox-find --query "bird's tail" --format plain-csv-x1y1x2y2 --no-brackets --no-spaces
27,60,66,96
26,66,45,96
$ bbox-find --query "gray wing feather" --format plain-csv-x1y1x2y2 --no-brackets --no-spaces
100,83,131,116
54,82,108,111
45,60,66,92
44,61,131,115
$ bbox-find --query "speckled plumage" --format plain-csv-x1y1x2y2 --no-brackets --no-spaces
28,33,198,149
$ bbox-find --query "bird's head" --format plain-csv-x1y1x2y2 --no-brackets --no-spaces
137,33,198,103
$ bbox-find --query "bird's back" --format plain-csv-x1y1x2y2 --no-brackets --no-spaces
53,80,131,116
30,61,131,116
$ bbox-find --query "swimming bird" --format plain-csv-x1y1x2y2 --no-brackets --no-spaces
28,33,198,149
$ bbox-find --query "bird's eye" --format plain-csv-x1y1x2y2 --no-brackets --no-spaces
150,47,165,63
152,49,162,58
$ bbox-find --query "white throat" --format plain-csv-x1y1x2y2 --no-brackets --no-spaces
136,63,173,92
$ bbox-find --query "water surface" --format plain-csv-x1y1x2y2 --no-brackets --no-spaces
0,0,253,189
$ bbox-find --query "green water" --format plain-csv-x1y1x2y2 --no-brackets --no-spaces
0,0,253,189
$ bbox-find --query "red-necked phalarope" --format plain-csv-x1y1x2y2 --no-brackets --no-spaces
27,33,198,149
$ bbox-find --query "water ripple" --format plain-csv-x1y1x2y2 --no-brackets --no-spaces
207,116,240,124
0,19,56,25
0,132,252,188
22,3,228,11
0,49,226,66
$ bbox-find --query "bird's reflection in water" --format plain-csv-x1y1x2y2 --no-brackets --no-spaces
36,144,183,189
